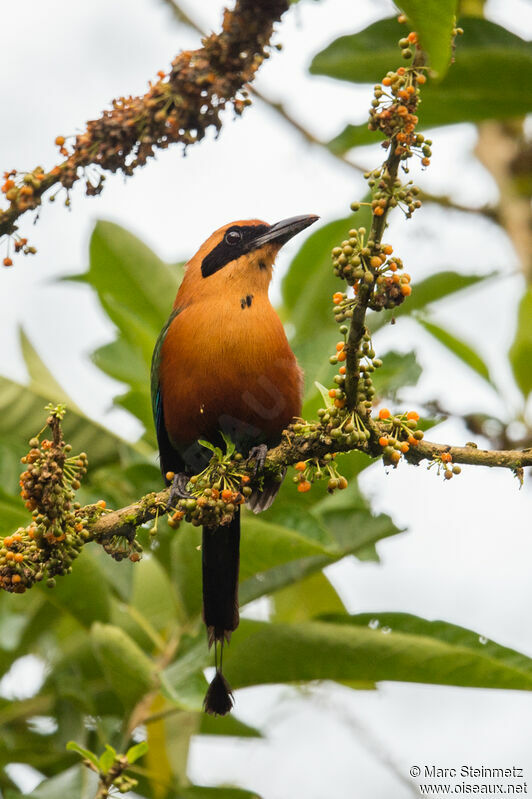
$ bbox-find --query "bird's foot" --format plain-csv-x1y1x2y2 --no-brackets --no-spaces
246,444,268,476
167,472,191,510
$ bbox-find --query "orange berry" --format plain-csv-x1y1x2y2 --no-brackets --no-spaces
297,480,311,493
336,342,344,352
221,489,233,502
392,274,400,284
55,136,65,146
332,292,344,304
165,471,175,481
382,245,393,255
19,185,33,197
339,366,346,375
398,14,407,23
241,476,250,484
406,85,416,95
14,553,23,563
401,284,412,296
390,450,401,465
334,398,346,409
374,207,384,217
379,408,391,420
397,67,406,75
417,74,427,84
337,350,346,361
3,257,13,267
11,574,21,584
370,256,381,268
96,500,106,509
382,77,392,86
406,411,419,421
328,389,337,398
422,158,430,167
379,436,389,447
389,261,397,272
157,70,166,79
407,32,418,43
338,477,348,490
407,435,417,446
397,105,408,116
295,461,307,472
441,452,452,464
3,536,13,547
400,442,410,453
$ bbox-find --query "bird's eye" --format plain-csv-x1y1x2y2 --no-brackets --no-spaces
225,229,242,245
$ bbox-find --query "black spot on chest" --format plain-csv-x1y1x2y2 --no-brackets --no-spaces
240,294,254,309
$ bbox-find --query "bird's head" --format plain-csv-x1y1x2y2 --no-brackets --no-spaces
177,215,319,304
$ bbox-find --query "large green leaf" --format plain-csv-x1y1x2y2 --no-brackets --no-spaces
312,18,532,152
509,285,532,400
91,623,157,711
395,0,458,76
0,488,29,535
0,374,145,474
43,550,112,628
27,766,97,799
67,220,184,433
272,570,346,623
224,615,532,691
372,350,422,399
417,317,494,386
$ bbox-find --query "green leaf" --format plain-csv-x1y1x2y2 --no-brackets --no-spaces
225,616,532,691
98,744,117,775
66,741,99,769
69,221,182,333
199,714,262,738
126,740,149,763
67,221,184,431
0,488,29,535
272,570,346,623
395,0,458,76
20,328,80,412
131,554,181,633
372,350,422,399
183,787,262,799
27,766,97,799
0,374,145,475
91,623,157,711
44,549,111,627
417,317,493,385
310,17,405,84
509,285,532,399
313,18,532,151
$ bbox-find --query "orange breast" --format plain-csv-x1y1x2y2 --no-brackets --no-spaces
159,294,302,450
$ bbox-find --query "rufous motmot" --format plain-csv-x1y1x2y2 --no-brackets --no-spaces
151,214,318,715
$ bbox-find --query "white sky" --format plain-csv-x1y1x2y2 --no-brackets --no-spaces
1,1,532,797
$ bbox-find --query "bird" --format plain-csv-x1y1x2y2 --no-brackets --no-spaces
151,214,318,715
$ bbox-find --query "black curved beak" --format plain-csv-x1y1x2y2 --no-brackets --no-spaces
250,214,319,249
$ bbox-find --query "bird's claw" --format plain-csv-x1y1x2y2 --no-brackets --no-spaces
167,472,191,510
246,444,268,476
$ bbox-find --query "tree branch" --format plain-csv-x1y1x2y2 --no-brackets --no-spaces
0,0,288,241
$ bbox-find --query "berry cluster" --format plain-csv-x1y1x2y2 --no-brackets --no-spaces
166,449,251,529
332,231,411,313
0,407,114,593
377,408,424,466
368,53,431,171
293,454,348,494
327,329,382,413
429,451,462,481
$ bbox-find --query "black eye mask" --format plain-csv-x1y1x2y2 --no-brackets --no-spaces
201,224,270,278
